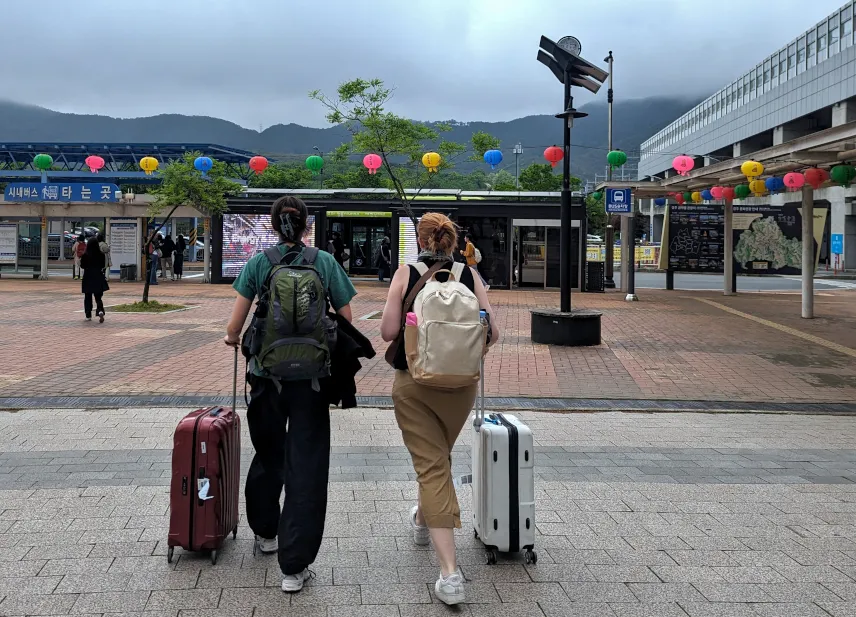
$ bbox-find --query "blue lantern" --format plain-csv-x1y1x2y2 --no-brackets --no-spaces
483,149,503,170
654,197,666,207
194,156,213,176
765,176,784,193
701,189,713,201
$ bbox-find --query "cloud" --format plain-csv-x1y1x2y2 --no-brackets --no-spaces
0,0,845,128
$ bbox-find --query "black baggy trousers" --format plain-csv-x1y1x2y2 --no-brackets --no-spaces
244,375,330,575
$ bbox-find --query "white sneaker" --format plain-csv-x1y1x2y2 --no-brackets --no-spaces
281,568,312,593
257,536,277,554
410,506,430,546
434,569,465,605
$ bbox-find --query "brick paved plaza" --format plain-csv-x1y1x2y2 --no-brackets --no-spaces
1,278,856,616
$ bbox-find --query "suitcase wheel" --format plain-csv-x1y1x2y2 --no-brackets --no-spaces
485,549,497,565
473,529,479,540
233,527,238,540
524,550,537,565
211,549,218,566
166,547,174,564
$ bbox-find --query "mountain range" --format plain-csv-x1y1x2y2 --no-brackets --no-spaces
0,97,701,180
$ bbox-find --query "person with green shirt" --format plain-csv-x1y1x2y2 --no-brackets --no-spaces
224,196,356,594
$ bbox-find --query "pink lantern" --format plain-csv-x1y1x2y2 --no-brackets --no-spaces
672,155,695,176
85,155,105,174
783,172,805,192
363,153,382,175
710,186,724,200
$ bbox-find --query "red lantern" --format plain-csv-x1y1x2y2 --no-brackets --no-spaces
710,186,724,200
249,156,268,175
363,153,382,175
674,192,685,205
85,155,105,174
783,172,805,191
804,168,829,190
544,145,563,168
722,186,736,201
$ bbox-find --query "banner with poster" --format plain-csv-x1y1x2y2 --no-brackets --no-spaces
732,204,828,275
108,218,139,275
0,223,18,265
221,213,316,278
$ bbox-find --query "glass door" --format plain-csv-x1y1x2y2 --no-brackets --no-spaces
520,226,546,286
350,225,370,273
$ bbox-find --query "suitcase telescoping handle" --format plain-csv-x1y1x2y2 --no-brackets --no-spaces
474,356,485,428
210,347,239,417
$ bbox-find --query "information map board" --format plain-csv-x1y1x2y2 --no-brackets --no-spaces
661,203,724,272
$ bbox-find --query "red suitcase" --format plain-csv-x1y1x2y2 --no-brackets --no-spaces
167,349,241,565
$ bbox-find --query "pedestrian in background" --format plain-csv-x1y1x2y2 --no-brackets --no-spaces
174,234,186,280
72,235,86,280
161,234,176,280
81,237,109,323
377,236,391,282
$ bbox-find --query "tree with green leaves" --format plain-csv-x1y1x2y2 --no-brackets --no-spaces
585,193,608,236
487,170,517,191
248,164,314,189
518,163,566,192
144,152,242,300
309,78,499,230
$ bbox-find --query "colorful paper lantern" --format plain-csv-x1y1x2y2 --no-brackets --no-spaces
33,154,53,171
749,179,767,197
682,191,692,202
741,160,764,180
765,176,785,194
672,155,694,176
305,155,324,175
804,167,829,189
722,186,736,201
483,149,503,170
249,156,268,175
139,156,159,175
701,189,713,201
85,155,105,174
421,152,441,173
735,184,751,199
362,153,382,175
544,145,563,167
654,197,666,206
675,193,685,205
830,165,856,188
194,156,213,176
591,191,603,201
691,191,702,203
607,149,627,169
710,186,724,200
783,172,805,191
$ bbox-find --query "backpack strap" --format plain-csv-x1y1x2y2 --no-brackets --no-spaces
301,247,320,265
401,262,443,323
264,246,283,266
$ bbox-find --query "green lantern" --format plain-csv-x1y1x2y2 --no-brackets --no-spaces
591,191,603,201
606,150,627,169
682,191,692,202
734,184,751,199
305,155,324,175
830,165,856,188
33,154,53,171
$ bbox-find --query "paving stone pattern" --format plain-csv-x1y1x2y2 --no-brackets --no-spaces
1,407,855,615
2,279,856,403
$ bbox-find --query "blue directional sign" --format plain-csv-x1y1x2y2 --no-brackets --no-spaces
4,183,121,202
605,188,632,214
831,233,844,255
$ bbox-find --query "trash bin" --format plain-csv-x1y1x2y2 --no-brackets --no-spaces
585,261,605,293
120,263,137,282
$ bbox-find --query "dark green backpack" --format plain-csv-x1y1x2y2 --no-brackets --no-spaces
247,245,335,381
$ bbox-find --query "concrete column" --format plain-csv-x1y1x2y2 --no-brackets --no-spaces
59,217,66,261
620,215,629,293
732,142,744,158
104,217,111,281
39,214,49,280
724,199,734,295
202,218,211,284
832,100,856,127
802,185,814,319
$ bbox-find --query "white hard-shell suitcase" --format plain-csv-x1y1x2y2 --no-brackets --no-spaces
471,360,537,564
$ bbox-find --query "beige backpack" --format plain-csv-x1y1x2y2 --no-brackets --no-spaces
404,261,486,389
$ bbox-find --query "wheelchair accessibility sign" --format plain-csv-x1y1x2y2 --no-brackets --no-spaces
606,188,632,214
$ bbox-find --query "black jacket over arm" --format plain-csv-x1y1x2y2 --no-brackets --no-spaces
322,314,376,409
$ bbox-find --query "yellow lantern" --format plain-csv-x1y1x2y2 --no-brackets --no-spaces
421,152,441,173
741,160,764,180
749,179,767,197
691,191,702,203
139,156,159,175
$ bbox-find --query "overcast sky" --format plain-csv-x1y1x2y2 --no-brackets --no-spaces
1,0,847,129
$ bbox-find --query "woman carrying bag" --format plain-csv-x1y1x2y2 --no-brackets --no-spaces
80,237,109,323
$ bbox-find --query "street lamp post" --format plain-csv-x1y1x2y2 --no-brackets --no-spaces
603,51,616,289
513,143,523,188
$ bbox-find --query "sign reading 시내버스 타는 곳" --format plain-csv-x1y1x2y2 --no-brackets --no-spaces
4,183,121,202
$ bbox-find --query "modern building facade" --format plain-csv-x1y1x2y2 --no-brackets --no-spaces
638,1,856,267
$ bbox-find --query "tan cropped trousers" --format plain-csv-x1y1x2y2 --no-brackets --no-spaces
392,370,478,529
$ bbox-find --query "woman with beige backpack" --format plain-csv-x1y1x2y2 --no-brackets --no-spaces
380,212,499,606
